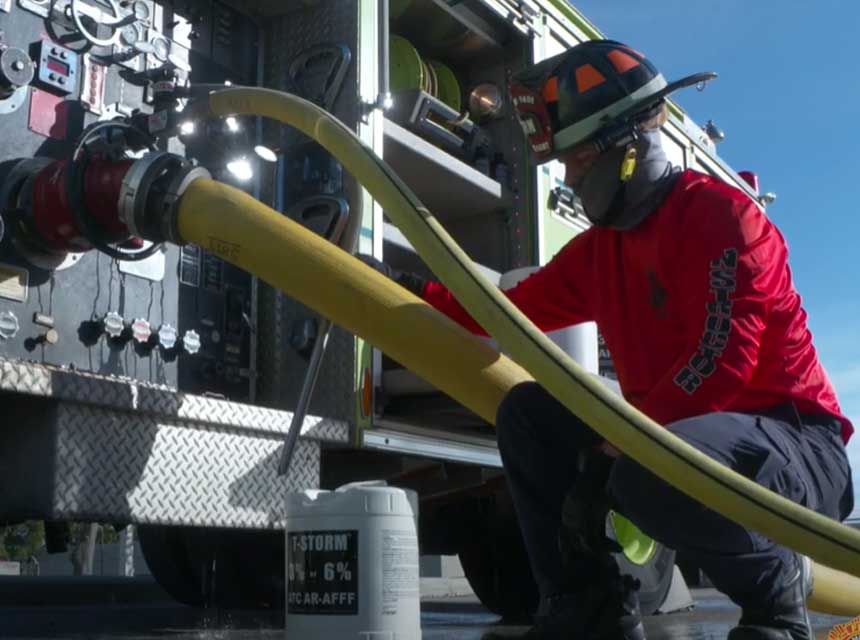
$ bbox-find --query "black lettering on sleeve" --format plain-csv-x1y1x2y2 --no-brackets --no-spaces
673,248,738,395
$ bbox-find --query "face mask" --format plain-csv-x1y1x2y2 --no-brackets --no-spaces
574,129,679,231
572,145,628,225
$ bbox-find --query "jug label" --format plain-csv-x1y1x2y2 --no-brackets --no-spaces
382,529,419,615
287,529,359,615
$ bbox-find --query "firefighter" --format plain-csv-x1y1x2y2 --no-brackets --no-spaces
361,40,854,640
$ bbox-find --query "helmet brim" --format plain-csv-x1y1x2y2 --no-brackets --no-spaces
546,71,717,163
611,71,718,125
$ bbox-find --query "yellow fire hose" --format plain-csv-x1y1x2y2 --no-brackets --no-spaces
176,87,860,615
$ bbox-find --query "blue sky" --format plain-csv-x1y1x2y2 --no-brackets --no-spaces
570,0,860,513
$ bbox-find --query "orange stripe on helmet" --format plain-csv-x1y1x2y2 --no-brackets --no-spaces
607,49,641,73
543,76,559,103
575,64,606,93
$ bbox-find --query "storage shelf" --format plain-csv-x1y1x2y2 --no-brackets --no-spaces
391,0,508,58
383,222,502,284
382,118,509,221
383,368,437,396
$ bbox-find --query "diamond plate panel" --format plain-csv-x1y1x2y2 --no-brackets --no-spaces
0,359,52,395
135,385,348,441
0,357,348,443
0,358,138,408
267,1,360,134
53,403,320,528
255,1,361,426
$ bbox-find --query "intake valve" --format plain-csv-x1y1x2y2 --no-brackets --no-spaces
0,47,34,100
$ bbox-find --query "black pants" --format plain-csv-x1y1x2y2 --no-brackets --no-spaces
496,382,854,608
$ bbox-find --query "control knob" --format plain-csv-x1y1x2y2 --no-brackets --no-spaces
157,324,177,350
103,311,125,339
182,329,201,355
131,318,152,344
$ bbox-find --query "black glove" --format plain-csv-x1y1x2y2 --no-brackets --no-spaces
356,254,428,297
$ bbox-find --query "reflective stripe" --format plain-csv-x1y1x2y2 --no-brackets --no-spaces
553,74,668,152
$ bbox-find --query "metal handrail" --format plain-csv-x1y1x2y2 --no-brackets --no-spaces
277,197,362,477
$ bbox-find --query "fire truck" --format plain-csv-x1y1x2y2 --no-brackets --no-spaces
0,0,763,617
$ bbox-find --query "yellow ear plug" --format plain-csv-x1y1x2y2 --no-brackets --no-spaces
620,146,638,182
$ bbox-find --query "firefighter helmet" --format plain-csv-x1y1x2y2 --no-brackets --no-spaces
509,40,716,163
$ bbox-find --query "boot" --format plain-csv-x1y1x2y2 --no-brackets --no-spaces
571,571,645,640
482,558,645,640
727,554,813,640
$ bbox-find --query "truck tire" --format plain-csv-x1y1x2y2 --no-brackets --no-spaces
138,524,205,606
458,515,539,623
215,529,285,609
139,525,284,609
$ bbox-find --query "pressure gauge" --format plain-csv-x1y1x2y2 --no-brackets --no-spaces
120,23,144,48
0,311,19,340
132,0,150,23
150,35,170,62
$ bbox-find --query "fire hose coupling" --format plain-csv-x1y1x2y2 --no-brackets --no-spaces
118,151,210,245
0,122,153,263
0,121,210,267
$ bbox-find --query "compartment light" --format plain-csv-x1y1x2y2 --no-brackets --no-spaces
254,145,278,163
227,157,253,181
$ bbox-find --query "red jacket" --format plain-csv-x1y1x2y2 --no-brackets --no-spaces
423,169,852,443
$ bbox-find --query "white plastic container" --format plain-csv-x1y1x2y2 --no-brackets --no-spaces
284,482,421,640
491,266,599,374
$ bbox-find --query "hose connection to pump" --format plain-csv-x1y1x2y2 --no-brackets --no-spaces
0,121,208,266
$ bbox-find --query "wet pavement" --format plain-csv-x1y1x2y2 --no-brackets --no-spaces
0,589,853,639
